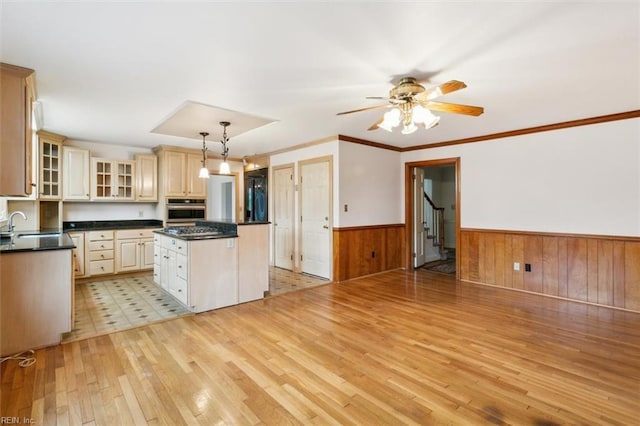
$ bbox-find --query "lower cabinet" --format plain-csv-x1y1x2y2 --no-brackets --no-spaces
153,234,239,312
115,228,159,272
68,231,85,277
87,230,114,276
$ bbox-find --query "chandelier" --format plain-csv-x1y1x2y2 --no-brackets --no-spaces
378,103,440,135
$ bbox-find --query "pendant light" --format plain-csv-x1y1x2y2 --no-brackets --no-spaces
219,121,231,175
198,132,209,179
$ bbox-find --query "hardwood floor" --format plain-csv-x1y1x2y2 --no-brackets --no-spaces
2,269,639,425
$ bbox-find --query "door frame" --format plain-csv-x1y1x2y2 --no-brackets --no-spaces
298,155,333,279
207,171,241,222
272,163,295,271
404,157,461,279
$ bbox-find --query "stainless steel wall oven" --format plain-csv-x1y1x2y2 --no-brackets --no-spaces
166,198,206,224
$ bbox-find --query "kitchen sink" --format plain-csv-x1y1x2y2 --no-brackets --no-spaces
17,232,62,238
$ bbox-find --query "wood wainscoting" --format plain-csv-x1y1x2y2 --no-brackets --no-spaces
333,224,406,281
460,228,640,312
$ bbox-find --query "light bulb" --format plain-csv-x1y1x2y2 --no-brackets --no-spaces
199,166,209,179
219,161,230,175
378,108,401,131
401,122,417,135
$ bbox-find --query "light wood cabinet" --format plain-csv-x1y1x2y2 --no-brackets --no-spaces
158,149,206,198
0,249,73,356
153,234,238,311
238,224,269,303
135,154,158,201
62,146,90,200
91,158,136,201
38,131,65,200
87,230,114,275
0,63,35,197
69,231,85,277
115,228,158,272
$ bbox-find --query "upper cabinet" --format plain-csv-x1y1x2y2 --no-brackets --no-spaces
0,63,36,197
62,146,90,200
156,148,206,198
135,154,158,202
38,131,66,200
91,158,136,201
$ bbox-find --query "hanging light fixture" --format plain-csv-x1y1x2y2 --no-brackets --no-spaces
378,103,440,134
198,132,209,179
218,121,231,175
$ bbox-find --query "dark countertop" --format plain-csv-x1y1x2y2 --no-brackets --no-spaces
238,221,270,226
0,230,75,253
63,219,163,232
152,230,238,241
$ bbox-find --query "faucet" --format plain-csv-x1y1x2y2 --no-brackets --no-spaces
7,211,27,234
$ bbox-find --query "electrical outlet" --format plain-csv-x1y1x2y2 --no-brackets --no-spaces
525,263,531,272
138,210,144,218
226,239,235,248
514,262,520,271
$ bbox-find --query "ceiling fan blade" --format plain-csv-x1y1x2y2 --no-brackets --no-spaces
417,80,467,101
421,101,484,116
367,117,384,131
336,104,389,116
365,96,389,100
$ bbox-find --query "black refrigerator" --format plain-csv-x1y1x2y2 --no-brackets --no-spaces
244,168,268,222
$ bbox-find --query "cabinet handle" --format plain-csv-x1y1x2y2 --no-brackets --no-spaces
100,266,104,270
101,254,104,258
178,289,182,293
101,244,104,248
178,265,182,269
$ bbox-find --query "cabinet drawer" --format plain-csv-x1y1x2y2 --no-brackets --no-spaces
175,277,188,305
87,230,114,241
117,228,157,240
153,245,161,265
89,250,113,261
153,264,160,285
90,260,114,275
177,254,188,279
89,240,114,251
175,240,188,255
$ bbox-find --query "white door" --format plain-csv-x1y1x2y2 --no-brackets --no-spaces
413,167,426,268
273,166,294,270
300,159,331,279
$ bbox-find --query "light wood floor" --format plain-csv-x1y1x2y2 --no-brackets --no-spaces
2,269,639,425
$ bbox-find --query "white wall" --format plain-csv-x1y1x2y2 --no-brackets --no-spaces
63,202,157,222
338,141,402,227
401,119,640,236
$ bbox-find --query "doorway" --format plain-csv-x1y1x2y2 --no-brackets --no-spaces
207,174,237,222
406,158,460,278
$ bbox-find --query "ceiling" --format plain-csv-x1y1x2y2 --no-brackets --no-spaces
1,2,638,158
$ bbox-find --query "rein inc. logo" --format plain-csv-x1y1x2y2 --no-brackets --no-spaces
0,418,35,424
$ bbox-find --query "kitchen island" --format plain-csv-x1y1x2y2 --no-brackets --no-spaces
0,231,75,356
153,220,269,313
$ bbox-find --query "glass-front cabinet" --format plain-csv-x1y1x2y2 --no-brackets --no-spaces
38,131,66,200
91,158,136,201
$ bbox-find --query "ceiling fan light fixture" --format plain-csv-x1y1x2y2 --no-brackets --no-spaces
378,108,401,131
413,105,440,129
401,122,418,135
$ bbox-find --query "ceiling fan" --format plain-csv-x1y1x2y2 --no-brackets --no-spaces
336,77,484,134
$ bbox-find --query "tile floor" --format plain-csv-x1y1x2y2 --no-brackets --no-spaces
62,267,329,343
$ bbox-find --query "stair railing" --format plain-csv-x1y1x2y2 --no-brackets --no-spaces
424,191,445,251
